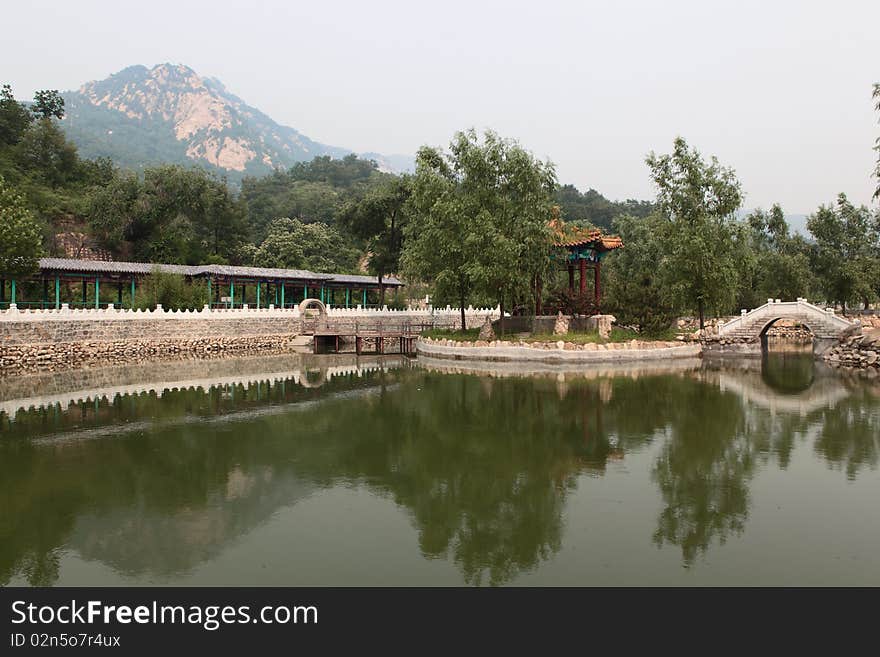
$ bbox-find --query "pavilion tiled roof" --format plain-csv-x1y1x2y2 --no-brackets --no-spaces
548,219,623,251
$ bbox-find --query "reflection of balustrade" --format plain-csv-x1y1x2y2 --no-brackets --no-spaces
0,356,407,418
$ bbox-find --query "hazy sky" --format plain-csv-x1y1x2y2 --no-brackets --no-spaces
4,0,878,212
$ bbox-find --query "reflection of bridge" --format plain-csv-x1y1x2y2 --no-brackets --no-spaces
702,366,851,417
718,299,858,354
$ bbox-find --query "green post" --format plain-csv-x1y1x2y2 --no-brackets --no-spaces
304,285,308,300
256,282,261,308
11,279,16,304
230,280,235,308
320,286,324,304
95,278,100,309
362,289,367,307
281,284,285,308
346,288,350,308
55,276,60,310
131,277,136,309
207,278,212,307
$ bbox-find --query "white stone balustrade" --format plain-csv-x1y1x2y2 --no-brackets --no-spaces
0,303,501,323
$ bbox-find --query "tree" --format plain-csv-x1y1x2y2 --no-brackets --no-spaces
744,205,816,304
15,118,79,186
0,84,33,146
31,90,64,121
874,83,879,201
646,137,743,329
86,165,248,264
807,193,879,310
339,176,411,305
403,130,556,329
554,184,653,229
252,217,360,273
603,213,679,334
0,176,43,278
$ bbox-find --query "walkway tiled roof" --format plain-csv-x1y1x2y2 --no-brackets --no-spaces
37,258,404,287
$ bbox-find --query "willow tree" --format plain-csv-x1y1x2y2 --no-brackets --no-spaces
403,130,556,329
646,137,743,329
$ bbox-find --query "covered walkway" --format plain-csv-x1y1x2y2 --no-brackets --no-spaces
0,258,403,310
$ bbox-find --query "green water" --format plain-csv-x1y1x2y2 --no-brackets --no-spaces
1,351,879,586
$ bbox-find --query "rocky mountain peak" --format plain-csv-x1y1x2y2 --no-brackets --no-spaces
62,64,413,179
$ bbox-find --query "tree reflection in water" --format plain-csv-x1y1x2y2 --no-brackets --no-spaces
1,356,878,585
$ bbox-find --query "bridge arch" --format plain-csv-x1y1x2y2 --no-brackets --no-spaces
299,298,327,317
717,299,859,356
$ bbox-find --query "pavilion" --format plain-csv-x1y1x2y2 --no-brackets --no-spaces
550,218,623,311
0,258,403,310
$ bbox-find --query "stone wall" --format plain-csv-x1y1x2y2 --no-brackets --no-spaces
0,304,499,375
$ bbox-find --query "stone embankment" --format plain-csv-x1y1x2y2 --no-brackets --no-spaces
417,336,701,364
823,328,880,371
1,335,305,375
0,304,499,375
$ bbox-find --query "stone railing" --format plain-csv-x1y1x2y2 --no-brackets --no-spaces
0,303,500,324
718,298,856,336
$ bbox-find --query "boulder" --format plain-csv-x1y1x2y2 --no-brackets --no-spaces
553,311,570,335
478,315,496,341
593,314,616,340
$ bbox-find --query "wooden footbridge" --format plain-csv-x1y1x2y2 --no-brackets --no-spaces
308,321,433,355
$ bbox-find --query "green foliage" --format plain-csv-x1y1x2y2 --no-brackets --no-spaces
15,118,79,187
403,129,556,328
31,90,64,121
555,183,653,229
134,270,208,311
339,175,412,301
0,85,33,146
0,175,43,277
646,137,743,328
251,217,360,272
741,205,816,307
874,83,880,201
807,194,880,310
241,154,389,242
86,165,248,264
603,213,679,335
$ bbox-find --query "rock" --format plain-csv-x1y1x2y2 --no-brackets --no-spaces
553,311,570,336
594,314,616,340
556,340,565,350
478,315,496,341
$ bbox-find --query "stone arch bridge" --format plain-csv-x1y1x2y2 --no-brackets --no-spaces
717,298,859,355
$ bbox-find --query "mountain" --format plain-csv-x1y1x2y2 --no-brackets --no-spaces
61,63,413,181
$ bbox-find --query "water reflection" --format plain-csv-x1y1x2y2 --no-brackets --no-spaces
1,352,878,586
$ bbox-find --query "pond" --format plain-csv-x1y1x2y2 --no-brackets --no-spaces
1,350,878,586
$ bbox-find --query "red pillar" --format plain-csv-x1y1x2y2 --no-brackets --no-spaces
594,262,601,309
579,258,586,295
